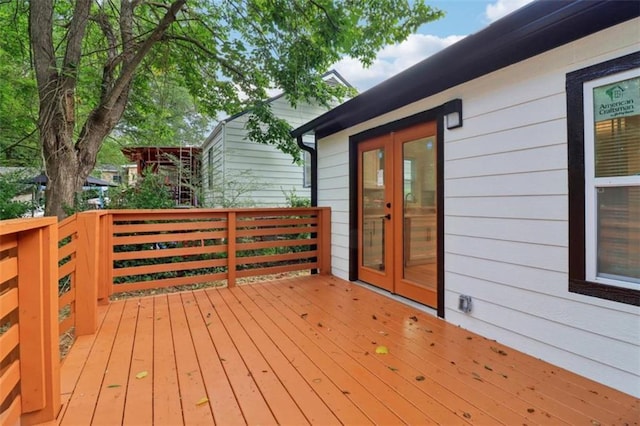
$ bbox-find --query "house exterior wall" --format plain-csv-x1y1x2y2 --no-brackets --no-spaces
316,19,640,396
203,96,335,207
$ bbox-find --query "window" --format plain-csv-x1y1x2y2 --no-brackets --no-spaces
303,150,311,188
207,149,214,190
567,52,640,306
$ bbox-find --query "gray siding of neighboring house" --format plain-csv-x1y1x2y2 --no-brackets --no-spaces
203,96,336,207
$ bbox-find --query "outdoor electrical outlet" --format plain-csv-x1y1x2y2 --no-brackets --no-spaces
458,295,472,313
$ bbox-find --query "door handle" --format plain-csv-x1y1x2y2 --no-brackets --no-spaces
384,213,391,220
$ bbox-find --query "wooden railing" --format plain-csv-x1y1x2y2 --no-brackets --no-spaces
0,217,60,426
104,208,331,297
0,207,331,425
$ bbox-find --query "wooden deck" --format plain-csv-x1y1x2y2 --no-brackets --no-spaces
57,275,639,425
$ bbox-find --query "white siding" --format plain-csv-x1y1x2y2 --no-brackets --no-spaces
316,19,640,396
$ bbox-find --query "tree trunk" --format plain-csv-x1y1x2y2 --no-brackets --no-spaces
29,0,187,219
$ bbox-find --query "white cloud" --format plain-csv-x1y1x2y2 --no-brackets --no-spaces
485,0,535,23
334,33,465,92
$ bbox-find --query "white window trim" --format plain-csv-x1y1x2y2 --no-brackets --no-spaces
583,68,640,291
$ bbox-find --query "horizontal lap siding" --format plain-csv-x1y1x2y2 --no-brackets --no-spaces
444,23,640,397
222,97,340,206
317,19,640,397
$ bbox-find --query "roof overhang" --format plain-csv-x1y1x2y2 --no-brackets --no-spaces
292,0,640,140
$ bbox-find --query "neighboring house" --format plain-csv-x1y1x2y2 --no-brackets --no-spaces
201,70,351,207
293,1,639,397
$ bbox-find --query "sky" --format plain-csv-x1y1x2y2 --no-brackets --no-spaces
334,0,535,92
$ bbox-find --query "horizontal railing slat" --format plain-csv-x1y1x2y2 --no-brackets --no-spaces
0,288,18,320
236,217,317,228
59,314,75,337
236,238,318,251
112,272,226,294
113,220,228,234
0,324,19,361
0,257,17,284
112,211,228,222
0,359,20,406
236,262,316,279
113,230,227,246
0,234,17,253
113,257,228,278
237,250,317,266
236,225,318,238
0,394,21,426
58,289,75,309
113,244,227,261
58,259,76,281
58,240,77,261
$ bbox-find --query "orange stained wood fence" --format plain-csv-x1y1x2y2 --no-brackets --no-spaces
0,217,60,426
103,208,331,297
0,207,331,425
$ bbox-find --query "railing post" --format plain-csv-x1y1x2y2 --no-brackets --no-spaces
318,207,332,275
228,211,236,287
75,212,99,335
20,219,60,425
98,212,113,303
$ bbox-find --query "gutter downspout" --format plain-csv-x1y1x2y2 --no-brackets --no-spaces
297,135,317,207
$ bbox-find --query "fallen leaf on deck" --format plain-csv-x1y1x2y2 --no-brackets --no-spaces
375,345,389,354
463,412,472,419
196,397,209,406
415,375,425,381
527,408,535,413
388,366,398,372
490,346,508,356
372,314,377,320
300,313,308,318
136,371,148,379
107,384,121,388
484,365,493,371
409,315,418,322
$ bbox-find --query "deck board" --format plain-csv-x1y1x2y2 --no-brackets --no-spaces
57,275,640,425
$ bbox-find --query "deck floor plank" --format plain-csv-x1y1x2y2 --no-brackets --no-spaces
223,286,342,425
240,284,403,424
167,293,216,424
290,275,569,424
194,289,278,425
56,275,640,426
151,295,183,426
92,299,140,425
182,291,246,425
123,296,154,425
59,301,126,425
310,275,623,424
264,277,501,424
245,282,427,424
207,287,310,425
232,285,375,425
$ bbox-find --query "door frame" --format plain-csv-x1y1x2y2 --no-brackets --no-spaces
348,106,446,318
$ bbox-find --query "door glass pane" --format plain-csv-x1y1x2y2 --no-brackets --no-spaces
362,148,386,271
403,137,437,288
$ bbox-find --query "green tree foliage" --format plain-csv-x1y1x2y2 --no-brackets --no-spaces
2,0,443,218
0,171,34,219
108,172,175,210
0,5,39,167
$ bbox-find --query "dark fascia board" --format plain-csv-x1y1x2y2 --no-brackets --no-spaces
292,0,640,140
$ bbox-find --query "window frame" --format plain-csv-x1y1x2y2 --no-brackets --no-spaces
566,52,640,306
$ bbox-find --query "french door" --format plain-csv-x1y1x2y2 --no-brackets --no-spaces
358,121,438,308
